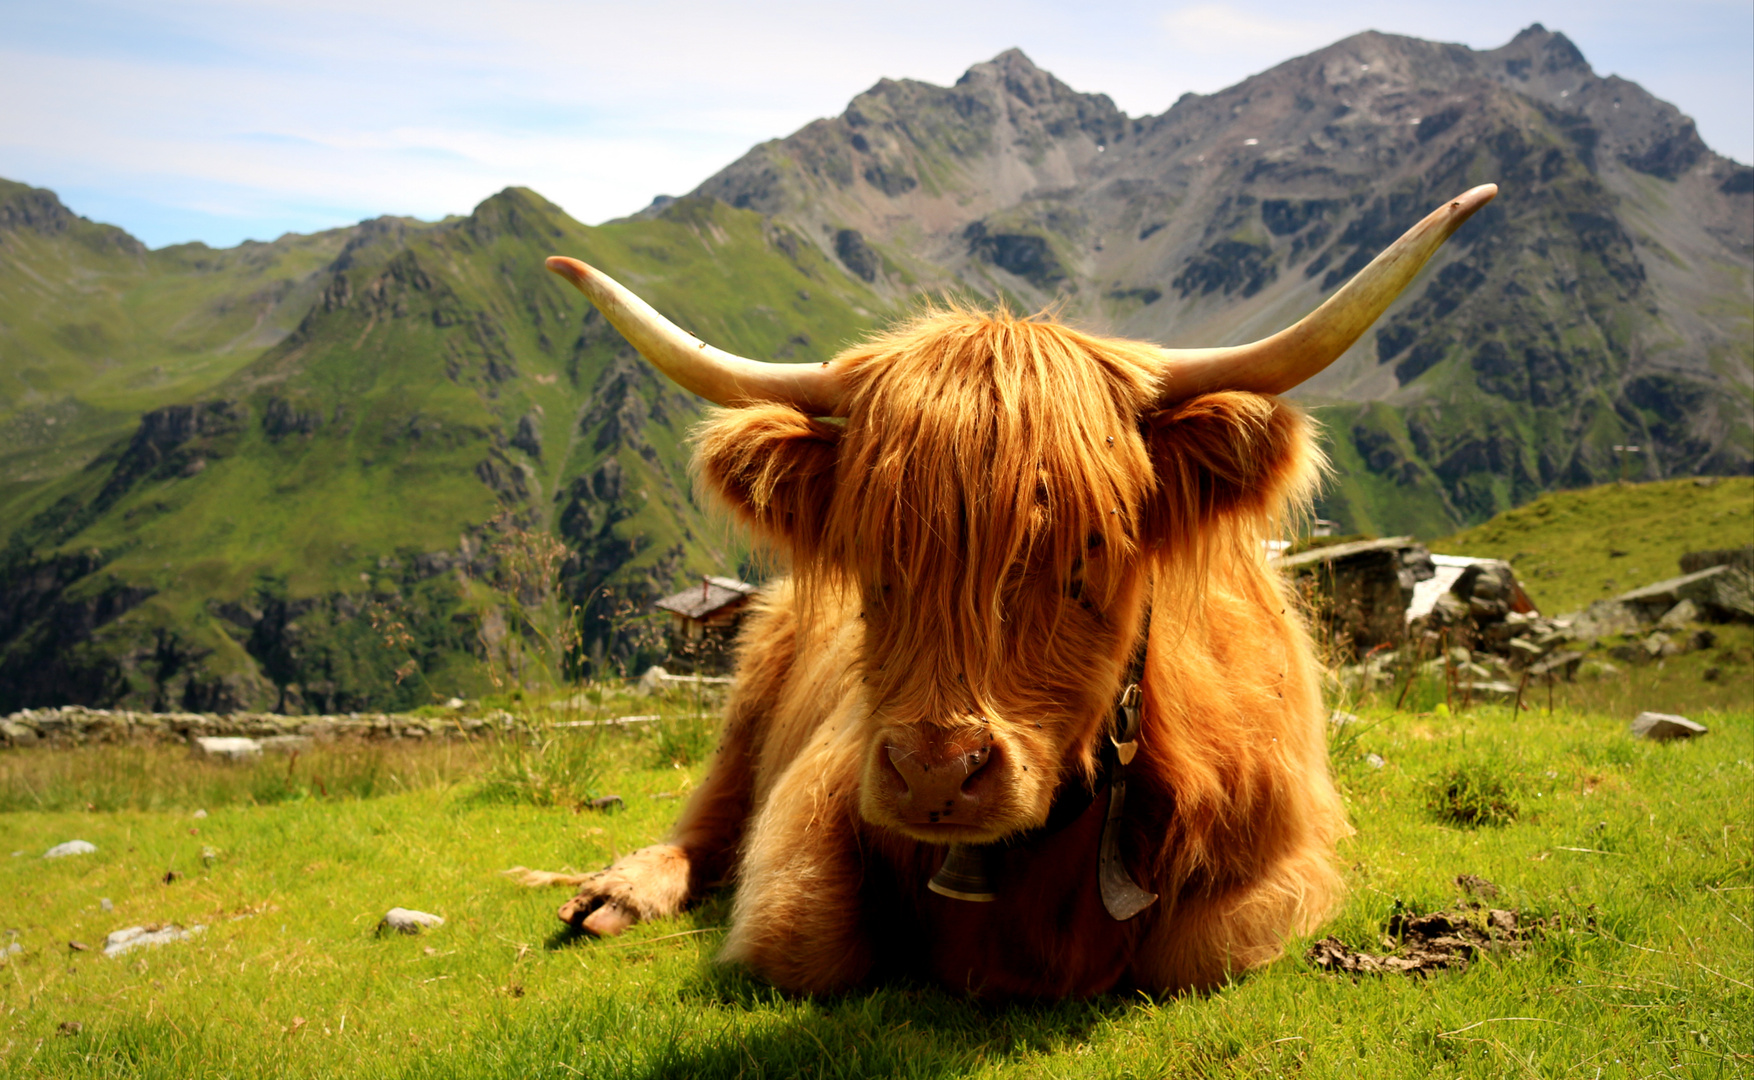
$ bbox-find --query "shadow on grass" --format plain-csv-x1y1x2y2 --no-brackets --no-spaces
403,963,1125,1080
416,887,1126,1080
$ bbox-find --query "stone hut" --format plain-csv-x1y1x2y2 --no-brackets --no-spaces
654,576,760,674
1272,537,1435,658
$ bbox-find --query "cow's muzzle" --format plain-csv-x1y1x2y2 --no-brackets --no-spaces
881,731,994,827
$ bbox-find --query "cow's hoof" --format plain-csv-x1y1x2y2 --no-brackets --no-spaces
558,894,638,937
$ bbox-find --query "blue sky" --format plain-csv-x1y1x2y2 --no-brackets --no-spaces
2,0,1748,249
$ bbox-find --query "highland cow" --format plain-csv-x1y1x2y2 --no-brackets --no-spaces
526,184,1497,996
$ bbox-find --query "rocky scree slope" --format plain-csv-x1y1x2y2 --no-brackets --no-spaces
686,26,1752,535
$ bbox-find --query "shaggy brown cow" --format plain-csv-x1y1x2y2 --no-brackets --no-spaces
525,185,1497,997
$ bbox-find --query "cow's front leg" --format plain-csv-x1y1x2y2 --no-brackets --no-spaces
549,697,763,936
719,722,874,993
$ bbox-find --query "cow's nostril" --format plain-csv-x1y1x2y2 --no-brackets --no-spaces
884,744,913,790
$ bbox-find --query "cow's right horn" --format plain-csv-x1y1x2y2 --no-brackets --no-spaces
546,256,848,416
1152,184,1498,403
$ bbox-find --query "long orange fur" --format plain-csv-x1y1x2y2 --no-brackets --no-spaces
538,306,1347,996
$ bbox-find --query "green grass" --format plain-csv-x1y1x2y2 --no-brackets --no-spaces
1431,477,1754,615
2,691,1748,1078
0,178,357,488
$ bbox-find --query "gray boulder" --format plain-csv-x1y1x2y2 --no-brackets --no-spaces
378,908,445,935
1656,599,1700,630
103,924,205,956
1679,547,1754,575
1629,712,1709,741
194,736,261,760
1564,599,1641,641
1619,566,1754,624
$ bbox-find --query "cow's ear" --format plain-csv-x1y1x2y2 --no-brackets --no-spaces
696,404,841,555
1140,392,1321,548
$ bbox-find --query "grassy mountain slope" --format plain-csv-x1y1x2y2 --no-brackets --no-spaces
0,179,365,495
0,188,885,712
1430,476,1753,614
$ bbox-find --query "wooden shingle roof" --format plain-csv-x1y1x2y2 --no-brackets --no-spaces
655,576,759,620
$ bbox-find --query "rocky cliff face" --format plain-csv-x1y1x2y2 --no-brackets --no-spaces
685,27,1753,534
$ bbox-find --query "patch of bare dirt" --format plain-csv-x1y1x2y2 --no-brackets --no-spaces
1307,876,1545,975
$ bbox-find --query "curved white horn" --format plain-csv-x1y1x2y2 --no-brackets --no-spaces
545,256,847,415
1155,184,1498,402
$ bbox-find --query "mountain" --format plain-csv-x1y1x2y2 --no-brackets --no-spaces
0,184,885,711
0,24,1748,713
0,177,362,492
687,26,1753,532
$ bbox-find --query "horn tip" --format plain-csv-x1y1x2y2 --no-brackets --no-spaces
1451,184,1499,213
545,255,588,281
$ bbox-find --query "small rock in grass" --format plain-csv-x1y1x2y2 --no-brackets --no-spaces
587,795,624,812
57,1020,82,1036
68,941,89,952
103,924,206,957
44,840,96,859
1329,710,1359,727
4,942,22,956
195,736,261,760
638,665,671,694
1656,599,1699,631
100,898,113,912
1365,754,1385,769
1630,712,1708,741
378,908,445,935
192,809,208,819
259,735,311,755
1579,659,1621,679
1642,632,1679,660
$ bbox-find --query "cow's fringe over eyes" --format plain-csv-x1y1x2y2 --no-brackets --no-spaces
834,307,1165,686
702,305,1168,698
697,305,1325,702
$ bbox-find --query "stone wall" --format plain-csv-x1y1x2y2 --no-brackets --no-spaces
0,706,502,748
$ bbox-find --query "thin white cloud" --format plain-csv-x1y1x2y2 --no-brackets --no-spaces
0,0,1745,248
1160,3,1342,54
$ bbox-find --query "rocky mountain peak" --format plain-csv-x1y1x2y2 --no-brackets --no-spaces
1498,24,1593,77
0,179,76,236
683,26,1750,531
0,178,145,255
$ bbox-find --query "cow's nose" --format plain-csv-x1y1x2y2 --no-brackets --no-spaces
884,741,991,824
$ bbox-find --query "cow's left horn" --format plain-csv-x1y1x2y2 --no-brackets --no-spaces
545,256,848,415
1153,184,1498,402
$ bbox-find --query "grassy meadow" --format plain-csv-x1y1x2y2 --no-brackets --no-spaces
3,478,1752,1078
1430,476,1753,615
